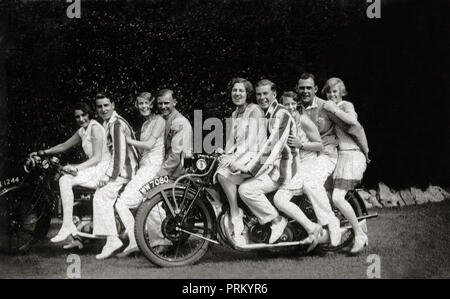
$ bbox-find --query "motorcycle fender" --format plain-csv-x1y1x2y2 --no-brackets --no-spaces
352,189,369,215
0,184,23,199
141,182,180,202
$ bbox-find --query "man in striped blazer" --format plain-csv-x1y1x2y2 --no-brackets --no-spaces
237,79,297,244
93,92,140,260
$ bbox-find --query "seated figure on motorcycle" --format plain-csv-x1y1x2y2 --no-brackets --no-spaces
113,89,193,258
215,77,267,246
31,101,111,246
92,93,140,260
114,92,166,258
233,79,299,245
321,77,370,254
272,91,326,252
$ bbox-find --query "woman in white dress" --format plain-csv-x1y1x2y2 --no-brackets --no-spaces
115,92,165,257
34,102,111,244
322,78,368,254
215,78,266,245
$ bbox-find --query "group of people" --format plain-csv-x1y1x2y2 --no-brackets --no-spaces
35,89,192,259
216,74,369,254
36,72,369,260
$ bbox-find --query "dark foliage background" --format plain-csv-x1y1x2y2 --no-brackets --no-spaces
1,0,449,189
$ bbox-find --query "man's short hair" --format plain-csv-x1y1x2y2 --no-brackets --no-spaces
298,73,316,84
281,91,298,102
95,92,113,103
255,79,276,93
157,89,174,99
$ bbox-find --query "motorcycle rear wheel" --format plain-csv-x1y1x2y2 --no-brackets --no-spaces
135,188,215,267
0,187,52,254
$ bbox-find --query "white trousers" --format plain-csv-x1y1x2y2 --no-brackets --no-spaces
117,164,161,209
301,154,339,226
238,173,280,225
59,161,109,228
115,163,163,246
93,177,129,236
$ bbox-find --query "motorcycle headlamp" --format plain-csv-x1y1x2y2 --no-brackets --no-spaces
196,158,207,171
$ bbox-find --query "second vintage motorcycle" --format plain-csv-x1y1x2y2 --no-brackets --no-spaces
134,153,378,267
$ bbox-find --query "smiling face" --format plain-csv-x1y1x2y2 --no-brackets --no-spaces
297,78,318,105
95,97,115,121
157,92,176,118
74,109,90,128
255,84,276,111
231,82,247,107
137,96,152,117
282,96,298,116
326,84,343,104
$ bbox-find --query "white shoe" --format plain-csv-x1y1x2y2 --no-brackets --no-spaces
95,238,123,260
269,217,288,244
350,233,368,254
50,225,77,243
328,218,341,247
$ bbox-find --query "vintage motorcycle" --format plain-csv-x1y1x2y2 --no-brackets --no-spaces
0,154,123,253
134,153,378,267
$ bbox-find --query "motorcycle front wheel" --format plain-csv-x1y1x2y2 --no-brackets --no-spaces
0,187,52,254
135,188,215,267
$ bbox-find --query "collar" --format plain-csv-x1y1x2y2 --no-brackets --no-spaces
165,108,180,122
104,111,119,127
301,96,319,111
265,99,279,118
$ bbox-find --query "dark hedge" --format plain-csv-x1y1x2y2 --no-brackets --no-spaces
1,0,449,189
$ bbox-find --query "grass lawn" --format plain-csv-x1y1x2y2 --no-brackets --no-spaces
0,200,449,279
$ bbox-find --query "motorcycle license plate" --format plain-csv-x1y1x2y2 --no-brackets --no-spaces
139,176,169,195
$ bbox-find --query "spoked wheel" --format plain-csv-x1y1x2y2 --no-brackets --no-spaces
317,191,363,252
0,187,51,254
135,188,215,267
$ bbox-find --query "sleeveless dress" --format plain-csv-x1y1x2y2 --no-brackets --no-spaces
75,119,111,183
215,103,266,184
117,114,165,208
332,101,367,190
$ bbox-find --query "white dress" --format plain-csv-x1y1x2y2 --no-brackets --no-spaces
117,115,165,208
70,119,111,185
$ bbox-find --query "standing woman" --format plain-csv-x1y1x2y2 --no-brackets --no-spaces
115,92,166,257
322,77,368,254
215,77,266,245
34,102,111,243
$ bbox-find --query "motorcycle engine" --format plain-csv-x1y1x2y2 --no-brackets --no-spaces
249,222,298,243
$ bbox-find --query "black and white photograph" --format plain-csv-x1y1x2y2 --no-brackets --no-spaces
0,0,449,281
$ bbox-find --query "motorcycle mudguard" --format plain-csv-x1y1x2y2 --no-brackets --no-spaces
0,184,24,199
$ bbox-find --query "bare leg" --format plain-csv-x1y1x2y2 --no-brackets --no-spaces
217,174,239,218
332,188,363,236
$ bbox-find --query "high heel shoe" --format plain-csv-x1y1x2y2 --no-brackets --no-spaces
50,225,77,243
350,233,368,254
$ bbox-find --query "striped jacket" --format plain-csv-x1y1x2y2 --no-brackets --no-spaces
246,99,297,184
104,111,140,180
